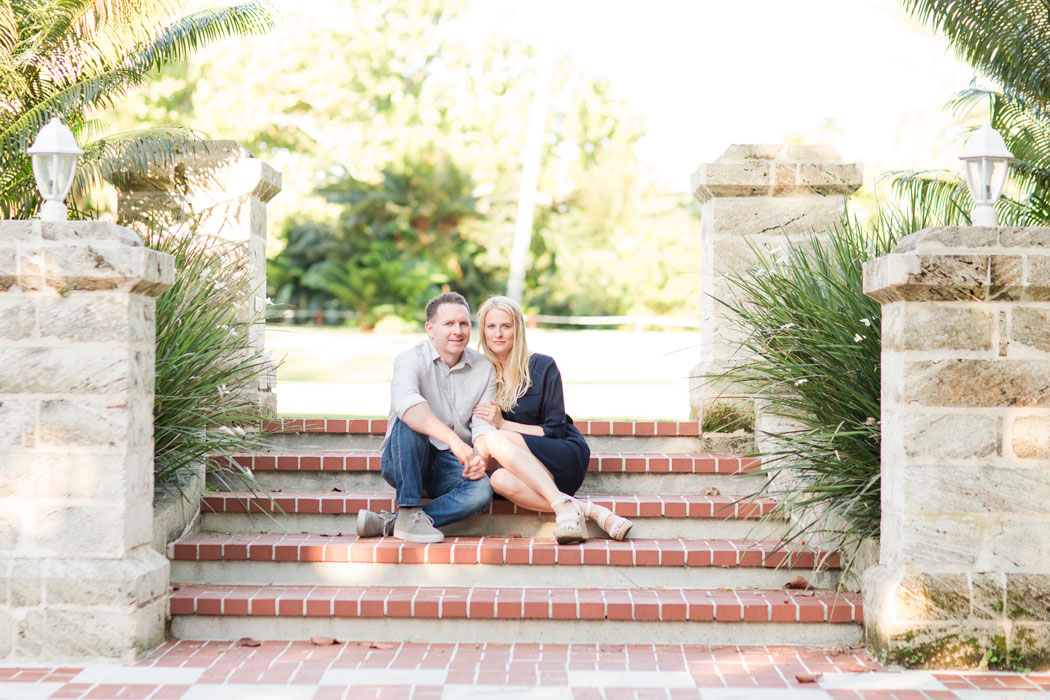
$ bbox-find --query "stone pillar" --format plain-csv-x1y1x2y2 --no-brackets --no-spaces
863,226,1050,668
109,141,281,415
0,220,174,660
689,144,862,421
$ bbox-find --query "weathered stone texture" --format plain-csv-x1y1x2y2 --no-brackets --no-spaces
865,226,1050,667
900,360,1050,407
690,144,861,418
108,140,279,416
0,220,171,661
899,414,999,459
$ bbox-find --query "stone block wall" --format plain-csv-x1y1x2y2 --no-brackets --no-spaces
864,225,1050,667
690,144,861,421
0,221,173,660
108,141,281,415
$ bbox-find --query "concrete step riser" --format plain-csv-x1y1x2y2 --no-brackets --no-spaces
230,472,768,496
200,513,791,540
265,433,739,455
170,561,838,590
171,617,861,646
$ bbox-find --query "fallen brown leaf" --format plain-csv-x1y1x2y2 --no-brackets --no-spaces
701,487,720,496
369,642,395,650
324,487,345,493
784,576,812,590
236,637,261,647
795,672,822,683
599,644,623,653
310,637,338,646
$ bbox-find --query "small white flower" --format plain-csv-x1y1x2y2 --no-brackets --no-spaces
266,296,275,306
794,378,808,386
864,417,877,426
235,425,247,436
860,318,871,327
780,323,795,330
853,334,866,343
834,449,841,461
217,383,230,397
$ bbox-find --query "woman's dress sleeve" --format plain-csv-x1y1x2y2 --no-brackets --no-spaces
537,357,568,439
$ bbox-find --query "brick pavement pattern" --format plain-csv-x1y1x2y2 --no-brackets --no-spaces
1,642,1047,699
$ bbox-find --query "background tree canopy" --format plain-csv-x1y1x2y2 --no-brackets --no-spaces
105,0,700,322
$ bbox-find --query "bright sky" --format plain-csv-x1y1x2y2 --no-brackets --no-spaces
460,0,981,192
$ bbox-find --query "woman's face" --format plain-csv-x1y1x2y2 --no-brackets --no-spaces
483,307,515,359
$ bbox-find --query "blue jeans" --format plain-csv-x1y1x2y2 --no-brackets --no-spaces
380,419,493,527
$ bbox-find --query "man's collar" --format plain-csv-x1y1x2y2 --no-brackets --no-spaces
426,340,471,368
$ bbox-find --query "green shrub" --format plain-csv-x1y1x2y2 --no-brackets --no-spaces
149,223,274,489
711,207,929,566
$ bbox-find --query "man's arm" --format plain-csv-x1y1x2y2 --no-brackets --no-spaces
401,402,481,473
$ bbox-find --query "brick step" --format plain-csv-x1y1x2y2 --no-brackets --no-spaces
169,585,862,646
214,452,766,496
263,418,751,455
199,493,788,540
169,534,839,589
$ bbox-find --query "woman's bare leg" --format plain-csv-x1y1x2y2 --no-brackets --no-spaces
476,431,577,521
489,468,551,512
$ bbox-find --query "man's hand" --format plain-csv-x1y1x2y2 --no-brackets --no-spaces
461,453,487,480
473,401,504,428
449,438,475,468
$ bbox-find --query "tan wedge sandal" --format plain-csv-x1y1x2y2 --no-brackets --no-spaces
580,499,633,540
551,495,587,545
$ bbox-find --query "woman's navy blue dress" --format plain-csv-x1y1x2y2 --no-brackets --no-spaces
501,353,590,496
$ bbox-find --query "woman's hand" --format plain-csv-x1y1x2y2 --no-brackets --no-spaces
473,401,504,428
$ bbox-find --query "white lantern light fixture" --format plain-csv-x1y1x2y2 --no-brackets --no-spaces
27,116,83,221
959,124,1014,227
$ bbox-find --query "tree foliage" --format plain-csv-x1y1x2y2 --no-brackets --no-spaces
0,0,273,218
109,0,700,319
893,0,1050,227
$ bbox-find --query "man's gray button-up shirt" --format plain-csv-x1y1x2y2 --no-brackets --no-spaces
383,339,497,451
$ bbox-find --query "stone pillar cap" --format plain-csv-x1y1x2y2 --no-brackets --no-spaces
863,225,1050,303
106,140,282,203
691,143,862,203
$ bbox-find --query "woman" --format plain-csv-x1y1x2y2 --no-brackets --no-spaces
472,296,633,544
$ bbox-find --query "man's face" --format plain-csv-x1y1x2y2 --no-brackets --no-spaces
426,302,471,361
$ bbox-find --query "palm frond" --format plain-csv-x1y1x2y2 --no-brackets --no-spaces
900,0,1050,108
884,169,972,225
76,124,201,191
129,2,274,74
0,64,141,151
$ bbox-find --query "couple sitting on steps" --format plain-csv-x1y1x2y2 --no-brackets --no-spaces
357,292,633,545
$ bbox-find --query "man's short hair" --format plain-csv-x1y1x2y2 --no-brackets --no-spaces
425,292,470,322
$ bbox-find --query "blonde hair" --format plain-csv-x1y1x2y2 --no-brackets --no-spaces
477,295,532,412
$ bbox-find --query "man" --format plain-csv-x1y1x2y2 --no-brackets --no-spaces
357,292,496,543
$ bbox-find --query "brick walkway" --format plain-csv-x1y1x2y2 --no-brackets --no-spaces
1,642,1047,699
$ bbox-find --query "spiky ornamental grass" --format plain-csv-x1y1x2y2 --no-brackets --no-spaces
0,0,274,218
148,222,274,491
712,207,931,571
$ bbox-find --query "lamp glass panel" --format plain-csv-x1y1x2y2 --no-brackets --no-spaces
988,158,1009,202
31,153,58,199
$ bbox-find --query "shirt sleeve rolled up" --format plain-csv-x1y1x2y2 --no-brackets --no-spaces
390,348,428,419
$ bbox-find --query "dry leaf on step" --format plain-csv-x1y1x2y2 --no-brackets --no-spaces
324,487,344,492
784,576,812,590
795,672,822,683
311,637,339,646
236,638,261,647
369,642,395,650
599,644,623,653
701,487,720,496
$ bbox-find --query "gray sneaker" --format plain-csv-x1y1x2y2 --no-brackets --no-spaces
356,510,396,537
393,507,444,543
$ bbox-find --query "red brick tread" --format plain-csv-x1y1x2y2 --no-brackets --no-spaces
220,451,760,474
264,418,701,437
171,534,837,568
201,492,780,519
169,585,861,622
